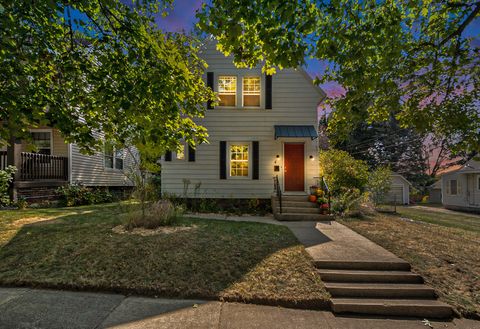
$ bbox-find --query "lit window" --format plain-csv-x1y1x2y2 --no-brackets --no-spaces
218,76,237,106
176,144,185,160
230,144,249,177
31,132,51,155
243,77,260,107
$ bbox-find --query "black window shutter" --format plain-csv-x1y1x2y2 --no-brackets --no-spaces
265,74,272,109
252,141,259,180
220,141,226,179
165,151,172,162
207,72,214,109
188,145,196,162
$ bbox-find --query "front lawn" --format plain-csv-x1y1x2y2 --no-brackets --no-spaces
341,212,480,318
397,206,480,232
0,203,329,309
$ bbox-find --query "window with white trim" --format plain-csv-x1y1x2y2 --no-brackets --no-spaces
243,76,260,107
104,142,124,170
176,144,185,160
229,144,249,177
31,131,52,155
446,179,459,195
218,76,237,107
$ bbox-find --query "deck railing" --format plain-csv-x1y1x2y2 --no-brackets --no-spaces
20,152,68,181
0,151,6,171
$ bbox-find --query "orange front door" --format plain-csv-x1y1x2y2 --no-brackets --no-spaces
284,143,304,191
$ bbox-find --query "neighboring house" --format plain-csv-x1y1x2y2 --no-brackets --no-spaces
441,159,480,212
428,180,442,204
385,173,411,205
160,41,326,199
0,127,136,201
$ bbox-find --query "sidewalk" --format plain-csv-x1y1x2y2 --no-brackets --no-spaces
1,287,478,329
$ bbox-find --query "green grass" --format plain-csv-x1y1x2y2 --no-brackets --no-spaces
0,203,329,309
396,206,480,232
341,212,480,318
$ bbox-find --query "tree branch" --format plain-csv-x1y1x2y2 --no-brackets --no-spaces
438,3,480,47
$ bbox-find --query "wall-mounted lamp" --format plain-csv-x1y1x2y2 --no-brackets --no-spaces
309,155,314,160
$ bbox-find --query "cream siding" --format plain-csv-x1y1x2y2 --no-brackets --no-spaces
161,41,323,198
70,143,135,187
441,160,480,210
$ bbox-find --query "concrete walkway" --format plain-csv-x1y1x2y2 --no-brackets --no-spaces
1,288,478,329
285,221,407,264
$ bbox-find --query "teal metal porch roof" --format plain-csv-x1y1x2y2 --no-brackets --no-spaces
274,125,318,140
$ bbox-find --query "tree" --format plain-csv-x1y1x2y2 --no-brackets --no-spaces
318,149,369,195
334,115,428,187
198,0,480,153
1,1,214,155
367,166,392,207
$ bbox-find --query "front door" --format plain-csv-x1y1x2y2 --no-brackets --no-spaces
284,143,304,191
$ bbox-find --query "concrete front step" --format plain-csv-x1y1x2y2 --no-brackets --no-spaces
275,195,309,202
277,206,320,214
317,269,423,283
315,260,411,271
281,201,317,208
325,282,436,299
275,213,333,221
331,298,453,318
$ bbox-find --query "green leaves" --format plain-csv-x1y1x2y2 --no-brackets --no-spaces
1,1,214,162
198,0,480,154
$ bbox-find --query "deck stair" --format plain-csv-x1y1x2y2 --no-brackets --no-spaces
316,261,454,318
272,195,333,221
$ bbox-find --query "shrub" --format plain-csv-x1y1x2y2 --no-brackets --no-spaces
319,149,369,196
15,196,28,210
331,188,364,216
367,166,392,206
0,166,17,207
125,200,180,229
56,184,115,206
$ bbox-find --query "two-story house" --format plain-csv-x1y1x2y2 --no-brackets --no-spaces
161,41,326,217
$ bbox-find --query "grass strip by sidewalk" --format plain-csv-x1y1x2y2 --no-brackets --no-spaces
397,206,480,233
341,213,480,319
0,203,329,309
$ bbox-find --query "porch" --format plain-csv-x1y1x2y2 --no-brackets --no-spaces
1,151,68,182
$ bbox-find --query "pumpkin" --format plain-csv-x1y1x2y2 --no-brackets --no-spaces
308,195,317,202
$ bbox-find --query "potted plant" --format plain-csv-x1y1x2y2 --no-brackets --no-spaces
309,185,318,195
320,203,329,214
316,189,324,197
316,197,327,206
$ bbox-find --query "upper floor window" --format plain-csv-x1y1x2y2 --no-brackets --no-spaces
243,76,260,107
176,144,185,160
31,131,51,155
218,76,236,107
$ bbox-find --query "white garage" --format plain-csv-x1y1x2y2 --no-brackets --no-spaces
385,173,411,205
